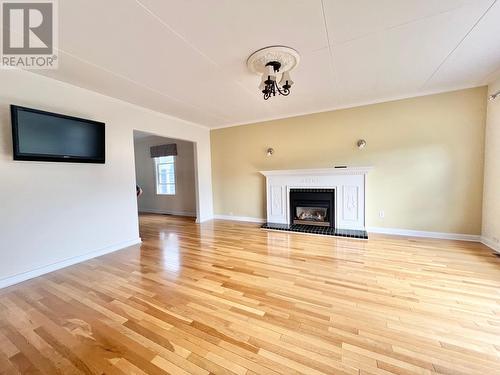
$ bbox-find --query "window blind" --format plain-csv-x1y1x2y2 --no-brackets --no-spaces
150,143,177,158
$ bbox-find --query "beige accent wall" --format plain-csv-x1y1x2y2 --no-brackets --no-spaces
211,87,487,234
482,78,500,250
134,135,197,216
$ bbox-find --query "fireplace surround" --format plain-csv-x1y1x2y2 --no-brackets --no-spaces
259,167,372,238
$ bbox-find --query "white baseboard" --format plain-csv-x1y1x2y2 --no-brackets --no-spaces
481,236,500,254
0,237,142,289
196,216,213,223
367,227,480,242
139,208,196,217
213,214,266,223
211,218,481,242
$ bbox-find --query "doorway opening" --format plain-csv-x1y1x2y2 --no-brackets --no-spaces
133,130,198,230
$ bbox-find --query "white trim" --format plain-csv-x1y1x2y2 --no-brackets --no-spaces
213,215,266,223
481,236,500,254
139,208,196,217
203,216,488,244
196,215,213,223
368,227,480,241
259,166,372,176
0,238,142,289
154,155,177,196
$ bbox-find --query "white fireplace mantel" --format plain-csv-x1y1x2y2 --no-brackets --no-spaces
260,167,372,230
260,166,373,177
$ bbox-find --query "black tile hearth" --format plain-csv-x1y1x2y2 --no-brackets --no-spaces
261,222,368,239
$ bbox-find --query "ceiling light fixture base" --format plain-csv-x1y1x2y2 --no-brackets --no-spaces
247,46,300,75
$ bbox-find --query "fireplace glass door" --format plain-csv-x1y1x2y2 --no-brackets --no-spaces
289,189,335,228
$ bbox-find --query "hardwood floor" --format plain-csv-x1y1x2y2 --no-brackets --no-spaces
1,214,499,374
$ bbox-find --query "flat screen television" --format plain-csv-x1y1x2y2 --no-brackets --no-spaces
11,105,105,163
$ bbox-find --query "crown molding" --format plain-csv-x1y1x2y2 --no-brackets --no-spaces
210,84,485,130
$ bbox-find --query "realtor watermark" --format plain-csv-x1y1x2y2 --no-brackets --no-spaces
1,0,58,69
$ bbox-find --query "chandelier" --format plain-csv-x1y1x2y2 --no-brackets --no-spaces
247,46,300,100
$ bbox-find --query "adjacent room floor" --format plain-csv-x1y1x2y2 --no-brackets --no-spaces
0,214,499,374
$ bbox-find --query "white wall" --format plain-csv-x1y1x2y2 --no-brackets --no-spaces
482,78,500,253
134,135,196,216
0,69,213,287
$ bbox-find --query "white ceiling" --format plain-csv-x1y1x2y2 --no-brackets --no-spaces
36,0,500,128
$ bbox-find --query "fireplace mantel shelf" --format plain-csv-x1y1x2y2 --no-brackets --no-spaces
259,166,373,177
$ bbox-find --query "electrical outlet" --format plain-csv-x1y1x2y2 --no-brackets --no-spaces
493,236,499,243
229,212,233,216
379,210,385,219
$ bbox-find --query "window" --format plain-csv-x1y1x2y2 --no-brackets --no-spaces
154,156,176,195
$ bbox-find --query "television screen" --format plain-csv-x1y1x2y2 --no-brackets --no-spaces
11,105,105,163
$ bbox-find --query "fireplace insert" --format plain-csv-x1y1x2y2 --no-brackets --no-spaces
289,188,335,228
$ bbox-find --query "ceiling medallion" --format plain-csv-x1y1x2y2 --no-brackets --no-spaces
247,46,300,100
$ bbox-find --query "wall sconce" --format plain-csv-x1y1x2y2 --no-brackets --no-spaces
489,90,500,101
266,147,274,156
357,139,367,149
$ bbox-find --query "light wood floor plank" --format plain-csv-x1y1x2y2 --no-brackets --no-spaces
0,213,499,374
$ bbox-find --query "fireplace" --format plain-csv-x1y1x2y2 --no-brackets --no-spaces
289,188,335,228
260,168,370,238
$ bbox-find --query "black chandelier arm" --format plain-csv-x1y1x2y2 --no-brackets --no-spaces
261,78,291,99
275,82,290,96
